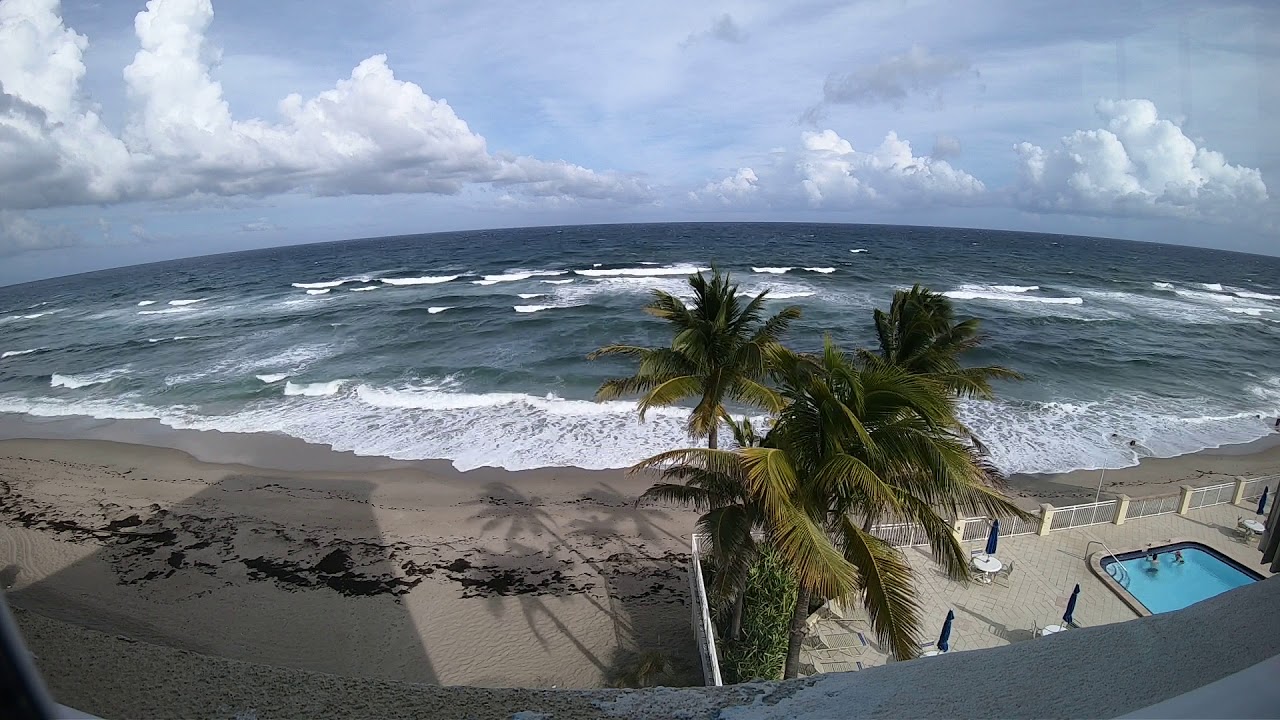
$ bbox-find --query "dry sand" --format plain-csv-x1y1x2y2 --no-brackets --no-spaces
0,436,702,694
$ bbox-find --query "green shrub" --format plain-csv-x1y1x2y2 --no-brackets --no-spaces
717,547,797,683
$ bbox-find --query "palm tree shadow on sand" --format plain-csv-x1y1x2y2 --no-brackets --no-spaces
2,468,438,693
461,480,700,686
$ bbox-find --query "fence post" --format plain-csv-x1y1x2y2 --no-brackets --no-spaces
1114,494,1131,525
1177,485,1195,515
951,516,965,542
1037,504,1055,535
1232,477,1247,506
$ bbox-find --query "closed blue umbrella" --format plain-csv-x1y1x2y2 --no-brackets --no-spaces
1063,583,1081,626
985,520,1000,556
938,609,955,653
1258,487,1269,516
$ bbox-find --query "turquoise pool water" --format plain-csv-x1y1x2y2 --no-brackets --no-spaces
1104,543,1261,614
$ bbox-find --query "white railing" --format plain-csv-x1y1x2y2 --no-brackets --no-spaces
1242,475,1277,501
1050,500,1118,530
689,534,723,686
870,521,930,548
1188,482,1235,510
960,514,1040,542
1127,494,1180,519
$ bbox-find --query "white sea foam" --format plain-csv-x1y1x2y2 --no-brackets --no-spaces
573,265,708,278
1200,282,1225,292
517,293,545,299
514,305,553,313
943,285,1082,305
2,348,39,358
350,286,378,292
380,275,458,286
542,279,574,285
138,307,189,315
1174,289,1235,303
146,336,191,343
473,271,565,286
168,298,208,306
1225,307,1274,316
850,248,868,253
752,267,793,274
256,373,289,383
292,280,345,289
51,369,125,389
803,267,835,273
283,380,345,396
1233,290,1280,301
305,289,331,295
137,300,157,306
768,291,815,299
427,307,452,314
1152,282,1174,290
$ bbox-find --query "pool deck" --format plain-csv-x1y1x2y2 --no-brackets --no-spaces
799,500,1274,674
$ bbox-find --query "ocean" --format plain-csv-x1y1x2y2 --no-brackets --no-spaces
0,223,1277,475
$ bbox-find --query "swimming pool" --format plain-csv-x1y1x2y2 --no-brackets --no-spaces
1100,542,1264,614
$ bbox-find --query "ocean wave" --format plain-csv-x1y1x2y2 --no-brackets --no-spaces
1200,282,1225,292
472,271,565,285
5,309,63,321
943,285,1082,305
1225,307,1274,316
146,336,191,343
1152,282,1174,290
138,307,189,315
573,264,708,278
350,286,379,292
380,275,458,286
752,267,792,274
542,279,574,285
1173,289,1235,303
292,280,345,289
305,289,331,295
850,249,868,253
803,267,835,273
1233,290,1280,301
517,293,544,299
2,348,40,358
256,373,289,383
427,306,452,314
50,369,125,389
283,380,345,397
514,305,553,313
168,298,208,306
137,300,157,306
768,291,815,299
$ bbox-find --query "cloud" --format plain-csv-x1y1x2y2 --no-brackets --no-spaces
681,14,745,47
795,130,985,208
931,134,962,160
816,46,974,110
1013,99,1268,223
0,211,79,255
0,0,650,217
237,219,280,233
688,168,759,205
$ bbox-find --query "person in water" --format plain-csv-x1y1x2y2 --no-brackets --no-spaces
1173,549,1185,564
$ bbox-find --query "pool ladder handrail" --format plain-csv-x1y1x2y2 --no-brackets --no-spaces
1086,539,1130,588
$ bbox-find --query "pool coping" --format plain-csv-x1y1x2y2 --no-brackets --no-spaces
1087,538,1265,618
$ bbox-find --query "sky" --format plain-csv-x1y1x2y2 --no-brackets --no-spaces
0,0,1277,284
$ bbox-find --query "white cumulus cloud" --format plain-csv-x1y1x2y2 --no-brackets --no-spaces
688,168,759,205
0,211,78,255
0,0,650,216
796,130,986,207
1013,99,1268,222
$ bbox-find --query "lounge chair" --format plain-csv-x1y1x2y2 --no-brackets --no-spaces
994,560,1016,586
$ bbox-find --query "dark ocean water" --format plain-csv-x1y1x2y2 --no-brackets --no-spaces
0,222,1277,473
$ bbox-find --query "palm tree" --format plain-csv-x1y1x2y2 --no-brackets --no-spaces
589,268,800,449
860,284,1021,399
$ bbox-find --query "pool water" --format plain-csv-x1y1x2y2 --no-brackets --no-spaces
1104,544,1261,614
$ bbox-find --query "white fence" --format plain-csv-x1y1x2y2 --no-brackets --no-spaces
1127,494,1179,519
1242,475,1277,502
1050,500,1118,531
870,521,931,548
1188,482,1235,510
689,534,723,686
960,514,1039,542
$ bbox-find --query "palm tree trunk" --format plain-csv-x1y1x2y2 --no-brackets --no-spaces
782,585,812,680
708,422,718,449
729,589,745,640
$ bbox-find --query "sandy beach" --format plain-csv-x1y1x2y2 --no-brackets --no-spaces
1,414,1279,711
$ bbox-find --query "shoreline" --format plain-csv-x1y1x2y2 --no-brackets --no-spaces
3,411,1279,509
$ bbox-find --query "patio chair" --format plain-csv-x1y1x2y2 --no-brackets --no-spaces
993,560,1016,586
